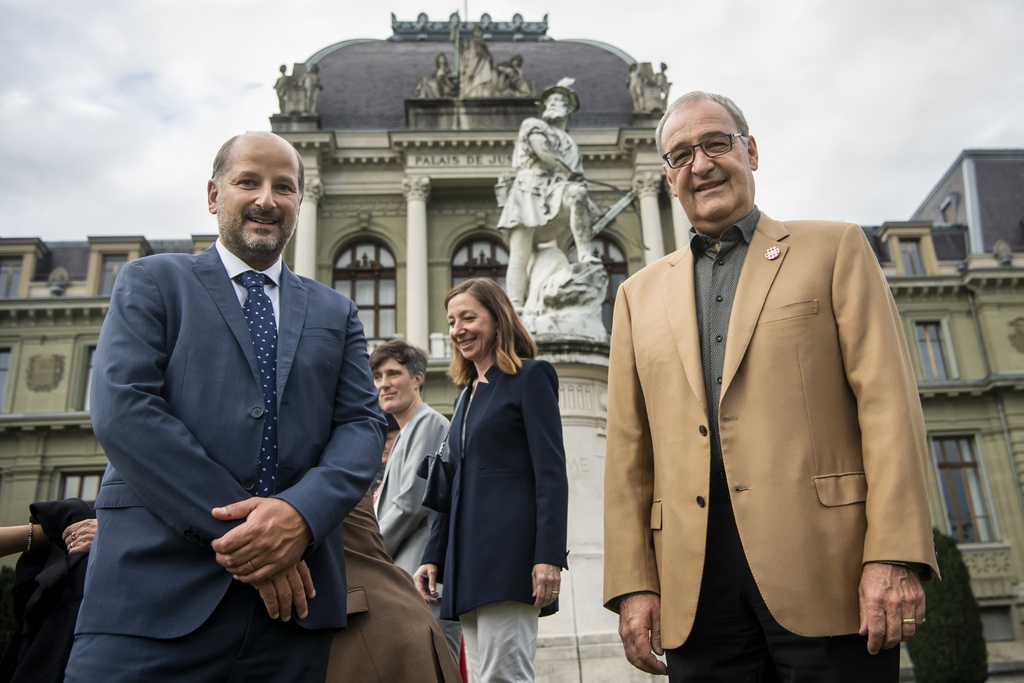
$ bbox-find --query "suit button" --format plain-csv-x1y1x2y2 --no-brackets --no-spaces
696,496,706,507
250,406,264,418
243,478,255,491
699,425,708,437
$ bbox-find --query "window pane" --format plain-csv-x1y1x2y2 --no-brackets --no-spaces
379,309,396,338
933,436,994,543
354,280,375,306
357,308,375,337
379,250,395,268
100,254,128,296
81,475,101,503
335,251,353,268
900,240,924,276
83,347,96,412
0,259,21,298
62,475,81,499
333,278,352,298
916,322,948,381
450,237,508,287
355,245,375,267
379,279,396,306
0,349,10,412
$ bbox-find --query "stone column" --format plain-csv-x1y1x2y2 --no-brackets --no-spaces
402,176,431,351
294,174,323,280
670,193,692,253
633,171,665,265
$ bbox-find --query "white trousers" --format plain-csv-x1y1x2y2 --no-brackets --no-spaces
459,601,540,683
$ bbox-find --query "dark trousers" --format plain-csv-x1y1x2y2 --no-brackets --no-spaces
66,579,333,683
666,487,899,683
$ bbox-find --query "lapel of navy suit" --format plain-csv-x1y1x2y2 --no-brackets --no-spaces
79,245,385,639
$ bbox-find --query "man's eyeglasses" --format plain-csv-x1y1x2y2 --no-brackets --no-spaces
661,133,745,169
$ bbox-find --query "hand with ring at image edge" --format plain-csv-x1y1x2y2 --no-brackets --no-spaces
858,561,926,654
532,562,561,609
62,518,97,554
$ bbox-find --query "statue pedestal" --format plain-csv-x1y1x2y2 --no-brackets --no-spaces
535,341,660,683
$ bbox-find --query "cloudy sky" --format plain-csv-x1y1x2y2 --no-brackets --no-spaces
2,0,1022,242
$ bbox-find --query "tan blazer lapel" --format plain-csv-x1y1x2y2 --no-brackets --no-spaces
721,215,790,398
661,249,708,410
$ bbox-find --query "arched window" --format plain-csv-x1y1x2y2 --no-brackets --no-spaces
333,240,396,339
568,236,628,331
451,237,508,288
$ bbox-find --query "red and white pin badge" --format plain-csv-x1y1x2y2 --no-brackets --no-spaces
765,246,780,261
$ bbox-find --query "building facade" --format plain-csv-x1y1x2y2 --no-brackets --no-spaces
1,14,1023,679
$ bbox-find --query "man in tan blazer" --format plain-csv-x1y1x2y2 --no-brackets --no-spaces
603,91,938,681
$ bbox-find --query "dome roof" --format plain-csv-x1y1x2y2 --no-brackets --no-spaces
308,37,636,130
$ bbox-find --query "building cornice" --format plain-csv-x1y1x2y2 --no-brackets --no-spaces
918,374,1024,399
0,298,108,326
0,412,93,433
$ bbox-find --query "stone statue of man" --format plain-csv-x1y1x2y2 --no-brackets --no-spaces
302,63,322,114
496,79,600,308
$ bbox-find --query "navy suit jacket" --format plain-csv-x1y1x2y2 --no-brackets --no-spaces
78,245,385,638
422,359,568,620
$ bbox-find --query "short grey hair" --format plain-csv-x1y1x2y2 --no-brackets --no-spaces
655,91,750,156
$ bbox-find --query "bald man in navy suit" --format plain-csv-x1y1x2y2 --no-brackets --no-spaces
67,132,385,682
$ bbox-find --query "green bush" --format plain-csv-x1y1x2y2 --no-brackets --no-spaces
906,529,988,683
0,566,15,649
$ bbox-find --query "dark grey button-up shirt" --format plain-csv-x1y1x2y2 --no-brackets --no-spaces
689,206,760,504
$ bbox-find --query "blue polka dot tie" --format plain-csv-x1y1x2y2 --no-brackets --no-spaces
238,271,278,496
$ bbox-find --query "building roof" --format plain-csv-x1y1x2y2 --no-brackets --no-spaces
307,35,637,130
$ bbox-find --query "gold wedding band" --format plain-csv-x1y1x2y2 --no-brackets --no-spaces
69,541,75,549
903,618,916,626
70,532,76,542
247,560,256,571
552,590,559,594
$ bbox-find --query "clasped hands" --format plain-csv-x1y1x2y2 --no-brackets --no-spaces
210,497,313,622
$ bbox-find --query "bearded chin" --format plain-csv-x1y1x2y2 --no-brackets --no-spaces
218,212,297,259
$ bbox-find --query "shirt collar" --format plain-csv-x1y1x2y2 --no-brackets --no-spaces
215,240,283,287
689,206,761,259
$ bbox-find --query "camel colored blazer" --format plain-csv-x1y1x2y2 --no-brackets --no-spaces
603,213,937,649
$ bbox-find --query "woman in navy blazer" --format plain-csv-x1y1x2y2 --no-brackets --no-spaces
414,277,568,683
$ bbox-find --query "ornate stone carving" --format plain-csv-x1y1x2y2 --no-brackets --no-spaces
415,53,457,99
391,12,548,43
994,239,1013,266
412,20,538,99
48,266,69,296
632,172,663,198
26,354,65,392
402,176,431,202
319,197,405,219
304,175,324,203
274,63,320,116
627,62,671,114
495,55,537,98
961,546,1013,576
558,382,600,415
1008,317,1024,353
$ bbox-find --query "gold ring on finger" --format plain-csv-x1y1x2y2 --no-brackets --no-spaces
902,618,916,626
248,560,256,571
